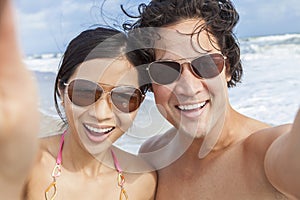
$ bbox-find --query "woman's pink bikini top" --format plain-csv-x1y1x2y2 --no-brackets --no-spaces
44,131,128,200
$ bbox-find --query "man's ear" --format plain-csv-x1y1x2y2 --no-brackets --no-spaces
226,73,232,83
149,85,153,92
225,61,232,83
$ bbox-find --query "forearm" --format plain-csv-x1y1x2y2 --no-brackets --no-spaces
0,180,24,200
0,0,39,138
265,109,300,199
0,1,39,199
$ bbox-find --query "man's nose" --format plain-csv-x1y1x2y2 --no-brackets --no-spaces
173,63,205,96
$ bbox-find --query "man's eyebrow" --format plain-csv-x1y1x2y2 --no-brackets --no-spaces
156,55,205,61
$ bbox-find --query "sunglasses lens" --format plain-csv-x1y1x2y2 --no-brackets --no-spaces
148,54,225,85
191,53,225,79
67,79,102,107
111,87,143,113
149,61,181,85
67,79,143,112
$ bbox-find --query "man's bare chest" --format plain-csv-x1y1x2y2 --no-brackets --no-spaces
155,153,287,200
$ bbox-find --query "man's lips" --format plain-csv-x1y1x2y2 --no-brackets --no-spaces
175,100,209,119
176,100,208,111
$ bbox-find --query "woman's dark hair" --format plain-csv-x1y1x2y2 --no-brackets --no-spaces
123,0,242,88
54,27,149,122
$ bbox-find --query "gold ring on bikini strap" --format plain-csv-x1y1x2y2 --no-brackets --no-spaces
45,181,57,200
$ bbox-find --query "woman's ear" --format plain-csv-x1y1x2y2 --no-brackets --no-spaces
59,89,65,107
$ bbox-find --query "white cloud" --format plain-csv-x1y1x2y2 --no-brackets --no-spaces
14,0,98,54
14,0,300,54
61,0,92,15
16,10,47,30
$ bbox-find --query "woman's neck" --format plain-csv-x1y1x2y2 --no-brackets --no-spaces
61,130,116,178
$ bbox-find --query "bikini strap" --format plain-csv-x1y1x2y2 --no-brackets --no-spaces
56,130,66,165
111,150,128,200
51,130,66,178
45,130,67,200
111,150,122,173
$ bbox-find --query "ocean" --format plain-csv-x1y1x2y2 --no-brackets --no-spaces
24,33,300,153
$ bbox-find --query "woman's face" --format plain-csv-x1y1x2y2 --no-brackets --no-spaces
62,57,142,154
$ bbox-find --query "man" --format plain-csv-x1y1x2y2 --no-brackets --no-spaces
0,0,39,199
125,0,300,199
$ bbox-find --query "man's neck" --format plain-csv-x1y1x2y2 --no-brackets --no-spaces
180,106,242,160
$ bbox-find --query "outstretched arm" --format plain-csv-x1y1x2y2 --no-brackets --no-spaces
0,1,39,199
265,108,300,199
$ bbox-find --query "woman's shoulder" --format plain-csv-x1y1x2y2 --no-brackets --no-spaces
23,134,63,199
37,134,62,162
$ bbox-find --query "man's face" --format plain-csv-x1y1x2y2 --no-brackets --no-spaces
151,19,231,139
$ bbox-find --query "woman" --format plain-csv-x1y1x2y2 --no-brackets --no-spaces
23,27,156,199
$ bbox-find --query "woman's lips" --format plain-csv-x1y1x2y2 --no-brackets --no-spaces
83,124,115,142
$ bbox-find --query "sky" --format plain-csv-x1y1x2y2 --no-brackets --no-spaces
13,0,300,55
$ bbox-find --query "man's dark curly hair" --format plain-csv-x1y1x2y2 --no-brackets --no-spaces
123,0,242,88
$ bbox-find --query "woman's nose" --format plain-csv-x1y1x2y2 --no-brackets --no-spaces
89,94,114,120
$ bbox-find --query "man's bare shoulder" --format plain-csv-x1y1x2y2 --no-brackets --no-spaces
233,113,289,151
139,127,176,153
243,123,292,156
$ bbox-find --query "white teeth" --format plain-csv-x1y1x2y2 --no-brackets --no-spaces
85,124,113,134
178,101,206,111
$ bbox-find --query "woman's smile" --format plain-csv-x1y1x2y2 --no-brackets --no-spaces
83,123,115,142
